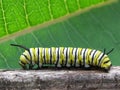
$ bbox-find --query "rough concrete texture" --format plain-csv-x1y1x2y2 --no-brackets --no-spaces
0,66,120,90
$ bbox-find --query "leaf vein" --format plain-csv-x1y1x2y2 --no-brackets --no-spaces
65,21,90,46
0,0,9,34
0,52,11,69
31,32,42,46
48,30,58,46
23,0,31,26
64,0,69,14
48,0,54,20
77,0,80,9
62,22,75,46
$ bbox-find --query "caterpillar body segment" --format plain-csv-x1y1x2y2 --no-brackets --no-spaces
10,44,113,72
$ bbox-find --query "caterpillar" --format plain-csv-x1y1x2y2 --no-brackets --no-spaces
10,44,114,72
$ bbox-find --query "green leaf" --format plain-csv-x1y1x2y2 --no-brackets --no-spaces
0,0,118,69
0,0,108,37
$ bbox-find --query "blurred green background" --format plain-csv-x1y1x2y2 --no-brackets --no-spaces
0,0,119,69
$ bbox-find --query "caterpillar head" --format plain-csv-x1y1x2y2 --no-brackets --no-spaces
19,50,31,69
100,48,114,72
10,44,32,70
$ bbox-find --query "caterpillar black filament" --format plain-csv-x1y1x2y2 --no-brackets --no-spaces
10,44,114,72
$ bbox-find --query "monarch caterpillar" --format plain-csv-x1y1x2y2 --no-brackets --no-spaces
10,44,114,72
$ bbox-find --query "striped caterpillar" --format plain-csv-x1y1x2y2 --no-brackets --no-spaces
11,44,114,72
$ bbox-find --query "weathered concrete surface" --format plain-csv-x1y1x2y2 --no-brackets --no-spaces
0,66,120,90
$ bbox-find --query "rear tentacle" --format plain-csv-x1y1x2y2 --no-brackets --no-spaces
106,48,114,55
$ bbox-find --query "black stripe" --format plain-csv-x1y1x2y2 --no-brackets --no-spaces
19,60,27,69
104,59,110,64
90,49,93,55
98,53,105,66
95,52,101,65
28,49,33,69
50,48,52,64
65,48,68,67
74,48,77,67
22,54,29,62
88,49,93,64
55,48,59,67
28,49,32,65
20,60,26,65
91,50,97,65
83,49,86,67
43,48,46,64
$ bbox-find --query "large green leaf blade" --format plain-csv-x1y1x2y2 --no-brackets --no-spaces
0,0,108,37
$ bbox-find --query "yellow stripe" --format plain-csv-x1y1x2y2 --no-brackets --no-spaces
45,48,50,63
40,48,43,64
78,48,82,64
51,47,56,64
86,49,92,65
23,50,30,60
88,49,93,64
31,48,35,64
59,47,64,64
34,48,38,63
20,55,28,64
100,56,109,67
69,47,74,65
19,61,25,67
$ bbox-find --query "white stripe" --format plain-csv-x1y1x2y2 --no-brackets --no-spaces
73,48,76,59
38,48,42,67
98,53,104,60
64,48,67,60
90,50,96,58
76,48,79,67
55,48,60,67
81,48,85,65
84,49,90,68
63,48,67,66
99,53,105,65
90,50,96,63
91,50,98,65
30,48,35,65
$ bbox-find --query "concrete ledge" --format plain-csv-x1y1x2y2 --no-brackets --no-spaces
0,66,120,90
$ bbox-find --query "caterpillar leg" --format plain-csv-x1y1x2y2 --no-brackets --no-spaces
21,66,27,70
29,64,34,70
19,61,27,70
